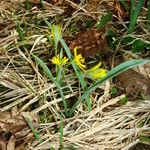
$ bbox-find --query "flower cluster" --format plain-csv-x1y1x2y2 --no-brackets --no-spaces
51,47,107,80
51,55,68,66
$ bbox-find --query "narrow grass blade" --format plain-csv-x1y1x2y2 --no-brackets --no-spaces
60,38,87,89
69,59,150,116
32,54,68,116
139,135,150,145
97,12,112,29
16,22,24,40
129,0,134,19
44,18,52,28
128,0,145,34
147,0,150,30
120,0,129,11
60,38,92,111
25,117,41,143
59,113,63,149
25,0,30,11
39,0,45,10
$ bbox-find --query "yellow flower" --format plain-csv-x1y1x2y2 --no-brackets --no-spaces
88,62,102,72
92,68,107,79
85,62,107,79
51,55,68,66
73,47,86,70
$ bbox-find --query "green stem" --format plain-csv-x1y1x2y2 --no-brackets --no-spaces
147,0,150,30
128,0,145,34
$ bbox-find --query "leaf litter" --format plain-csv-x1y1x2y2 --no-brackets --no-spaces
0,110,38,150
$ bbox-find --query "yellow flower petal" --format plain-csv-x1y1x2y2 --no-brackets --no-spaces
89,62,102,72
93,69,107,79
85,63,107,80
73,47,86,70
51,55,68,66
74,47,77,57
51,55,60,65
61,57,68,65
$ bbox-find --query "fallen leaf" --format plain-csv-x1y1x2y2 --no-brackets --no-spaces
7,135,15,150
113,57,150,99
0,111,38,150
106,0,130,20
66,28,108,58
118,69,150,96
0,131,7,150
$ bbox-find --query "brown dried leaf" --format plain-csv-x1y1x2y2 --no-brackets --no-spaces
113,1,130,19
7,135,15,150
0,112,27,134
117,68,150,98
67,28,107,58
0,111,38,150
113,57,150,98
135,63,150,80
86,0,99,12
0,132,7,150
106,0,130,20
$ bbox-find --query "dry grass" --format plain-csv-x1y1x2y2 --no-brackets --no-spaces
32,99,150,150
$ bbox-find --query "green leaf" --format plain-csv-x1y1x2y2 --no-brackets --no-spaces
59,113,63,149
137,118,149,128
25,117,41,143
147,0,150,30
50,147,55,150
44,18,52,28
107,28,117,51
97,12,112,29
60,38,91,112
128,0,145,34
85,19,95,28
139,135,150,145
120,0,130,11
111,87,119,95
39,0,45,9
120,97,128,105
60,38,87,90
32,54,68,116
16,22,24,40
69,59,150,116
132,39,147,53
25,0,30,11
121,36,134,45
